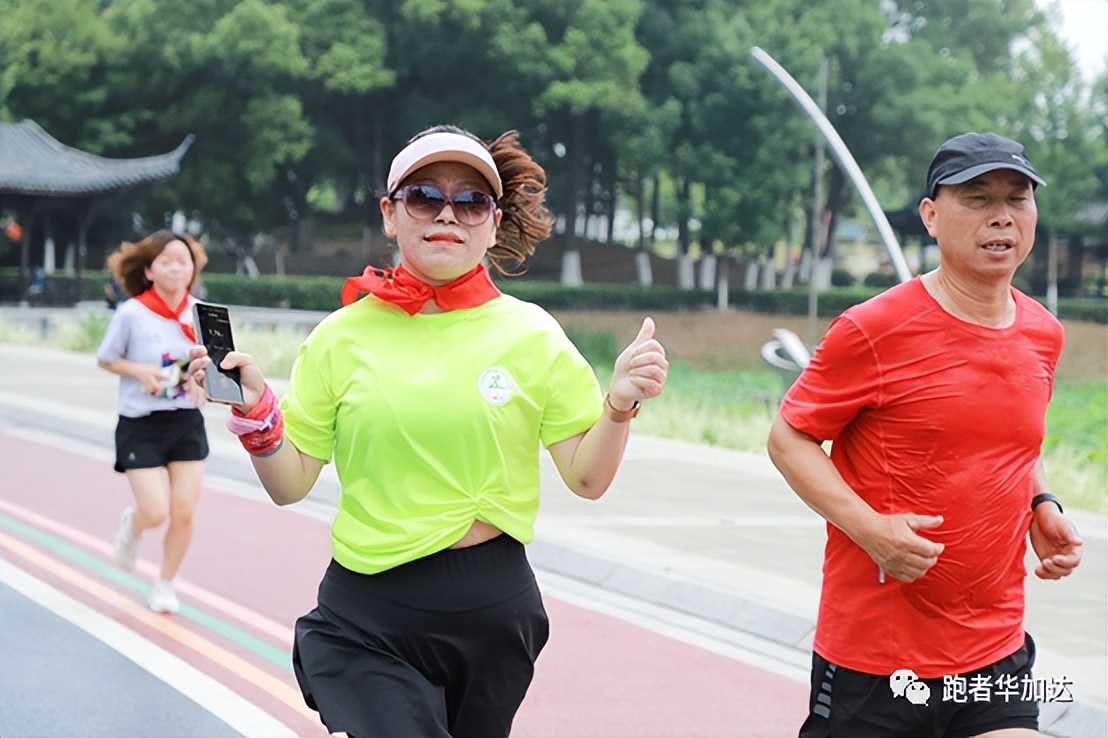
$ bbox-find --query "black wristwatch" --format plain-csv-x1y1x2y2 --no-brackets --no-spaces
1031,493,1063,514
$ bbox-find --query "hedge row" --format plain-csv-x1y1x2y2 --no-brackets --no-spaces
169,273,896,318
2,268,1105,324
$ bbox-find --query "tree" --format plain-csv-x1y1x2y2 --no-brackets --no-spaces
610,97,680,251
525,0,649,254
2,0,1099,293
638,0,732,258
268,0,393,253
694,0,815,260
888,0,1102,295
99,0,314,263
1005,3,1106,294
0,0,121,148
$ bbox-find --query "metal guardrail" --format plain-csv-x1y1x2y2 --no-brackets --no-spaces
0,302,331,341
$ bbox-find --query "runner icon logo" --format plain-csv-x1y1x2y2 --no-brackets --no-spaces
478,366,515,406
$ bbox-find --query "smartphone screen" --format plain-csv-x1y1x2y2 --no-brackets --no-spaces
192,302,244,404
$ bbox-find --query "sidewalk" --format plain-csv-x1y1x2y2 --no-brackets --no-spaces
1,335,1104,738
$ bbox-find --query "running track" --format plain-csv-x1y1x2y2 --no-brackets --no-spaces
0,427,808,737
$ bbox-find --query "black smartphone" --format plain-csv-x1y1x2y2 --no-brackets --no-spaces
192,302,245,405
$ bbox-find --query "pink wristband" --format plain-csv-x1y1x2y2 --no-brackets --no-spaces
227,385,284,456
227,385,278,434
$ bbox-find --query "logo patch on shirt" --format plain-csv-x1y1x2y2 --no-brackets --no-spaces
478,366,515,406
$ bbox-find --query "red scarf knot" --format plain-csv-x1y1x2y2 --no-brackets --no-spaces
135,288,196,342
340,263,500,314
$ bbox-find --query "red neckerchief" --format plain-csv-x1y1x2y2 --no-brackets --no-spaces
340,263,500,315
135,287,197,342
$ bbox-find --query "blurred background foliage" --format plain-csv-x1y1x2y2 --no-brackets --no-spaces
0,0,1103,287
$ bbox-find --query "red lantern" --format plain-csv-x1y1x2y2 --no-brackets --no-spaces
5,222,22,242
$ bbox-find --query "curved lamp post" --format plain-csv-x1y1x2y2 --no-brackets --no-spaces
751,47,912,284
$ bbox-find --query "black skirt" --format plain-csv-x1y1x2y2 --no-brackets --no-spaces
293,534,549,738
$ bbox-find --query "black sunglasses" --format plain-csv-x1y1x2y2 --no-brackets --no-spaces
391,184,497,226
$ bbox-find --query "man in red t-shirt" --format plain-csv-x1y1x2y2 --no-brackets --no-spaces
768,132,1083,738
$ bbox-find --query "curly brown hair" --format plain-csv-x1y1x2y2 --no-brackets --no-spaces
106,230,208,297
486,130,554,276
402,125,554,277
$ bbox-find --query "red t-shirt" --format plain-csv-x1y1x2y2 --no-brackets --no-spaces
780,278,1063,678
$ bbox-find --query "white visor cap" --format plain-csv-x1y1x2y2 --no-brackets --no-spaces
386,132,503,198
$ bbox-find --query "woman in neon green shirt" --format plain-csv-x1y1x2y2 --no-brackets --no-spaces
206,125,668,737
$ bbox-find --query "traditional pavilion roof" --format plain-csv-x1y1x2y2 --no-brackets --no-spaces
0,119,193,198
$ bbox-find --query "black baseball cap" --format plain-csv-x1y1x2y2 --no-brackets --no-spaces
925,132,1046,200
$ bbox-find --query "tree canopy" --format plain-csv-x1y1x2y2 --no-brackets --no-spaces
1,0,1103,282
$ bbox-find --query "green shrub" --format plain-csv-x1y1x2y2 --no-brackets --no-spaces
203,273,344,311
727,287,884,317
864,272,899,288
1053,298,1108,324
3,268,1105,325
0,268,108,303
60,311,111,352
564,328,621,367
498,281,714,311
830,268,856,287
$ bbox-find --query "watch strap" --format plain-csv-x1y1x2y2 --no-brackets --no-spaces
1031,493,1063,514
603,394,640,422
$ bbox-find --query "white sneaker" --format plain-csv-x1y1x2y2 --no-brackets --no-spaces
113,507,140,572
148,577,180,614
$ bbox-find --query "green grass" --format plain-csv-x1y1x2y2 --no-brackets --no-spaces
0,321,37,344
233,324,306,380
1044,380,1108,513
3,316,1104,512
594,359,782,449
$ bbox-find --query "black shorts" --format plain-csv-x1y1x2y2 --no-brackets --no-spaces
113,409,209,473
293,535,549,738
799,633,1039,738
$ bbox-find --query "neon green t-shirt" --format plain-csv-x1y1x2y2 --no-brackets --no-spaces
282,293,603,574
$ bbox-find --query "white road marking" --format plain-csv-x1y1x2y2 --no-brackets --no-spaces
0,559,298,738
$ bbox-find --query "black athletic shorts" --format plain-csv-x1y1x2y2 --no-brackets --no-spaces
113,409,209,473
293,534,549,738
799,633,1039,738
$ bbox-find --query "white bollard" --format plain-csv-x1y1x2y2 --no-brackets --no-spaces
635,251,653,287
561,250,583,287
760,259,776,289
744,262,759,290
677,254,695,290
697,255,717,291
